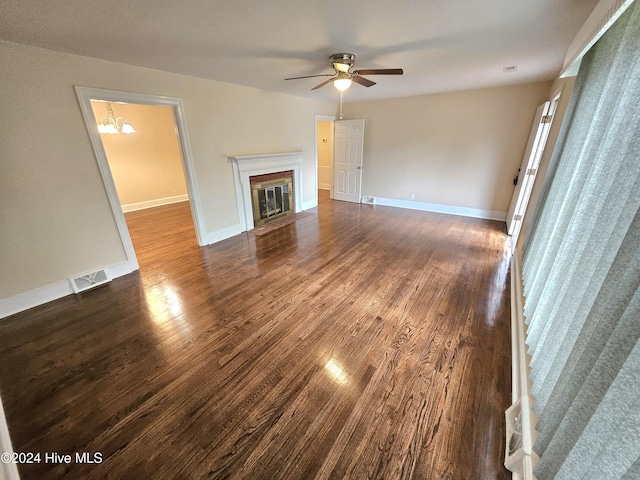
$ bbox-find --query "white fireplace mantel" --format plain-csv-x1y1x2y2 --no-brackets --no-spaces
230,152,304,231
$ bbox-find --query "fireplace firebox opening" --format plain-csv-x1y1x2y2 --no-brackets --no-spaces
249,171,294,227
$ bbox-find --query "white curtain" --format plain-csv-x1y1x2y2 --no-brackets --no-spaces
521,1,640,478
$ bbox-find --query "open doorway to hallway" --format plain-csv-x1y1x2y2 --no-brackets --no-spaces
315,114,366,205
317,119,333,196
316,114,336,203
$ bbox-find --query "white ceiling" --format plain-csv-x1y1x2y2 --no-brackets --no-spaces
0,0,599,103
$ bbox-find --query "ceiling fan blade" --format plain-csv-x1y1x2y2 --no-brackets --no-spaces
353,68,404,76
311,78,336,90
285,73,335,80
351,76,376,88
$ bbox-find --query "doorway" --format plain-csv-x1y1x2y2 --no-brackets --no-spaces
315,115,365,205
91,100,195,268
75,87,204,273
506,94,560,247
317,120,333,194
316,114,336,202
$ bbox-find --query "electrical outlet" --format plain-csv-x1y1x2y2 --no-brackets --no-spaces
223,219,228,227
410,193,415,201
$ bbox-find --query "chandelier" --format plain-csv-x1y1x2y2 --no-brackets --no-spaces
97,102,136,134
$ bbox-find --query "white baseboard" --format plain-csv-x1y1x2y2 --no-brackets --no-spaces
203,202,317,242
0,260,135,320
369,196,507,221
202,224,244,245
302,199,318,211
1,219,270,316
107,260,137,279
121,194,189,213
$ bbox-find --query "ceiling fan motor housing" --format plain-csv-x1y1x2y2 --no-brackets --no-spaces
331,53,356,72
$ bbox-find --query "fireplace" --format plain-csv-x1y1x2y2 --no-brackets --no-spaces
250,171,294,226
230,152,304,231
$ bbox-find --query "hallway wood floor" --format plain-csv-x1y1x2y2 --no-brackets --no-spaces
0,192,512,479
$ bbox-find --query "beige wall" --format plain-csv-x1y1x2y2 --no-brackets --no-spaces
0,38,573,304
91,102,188,206
317,120,332,190
346,81,552,214
0,40,336,299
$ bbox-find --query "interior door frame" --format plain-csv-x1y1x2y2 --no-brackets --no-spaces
507,94,560,245
315,114,337,203
75,87,205,272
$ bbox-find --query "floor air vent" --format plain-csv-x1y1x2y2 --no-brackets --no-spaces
505,395,533,477
69,268,112,293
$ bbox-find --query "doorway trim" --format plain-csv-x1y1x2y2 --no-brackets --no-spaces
75,87,205,272
506,92,561,248
315,114,337,203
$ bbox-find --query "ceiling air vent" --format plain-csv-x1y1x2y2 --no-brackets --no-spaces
69,268,112,293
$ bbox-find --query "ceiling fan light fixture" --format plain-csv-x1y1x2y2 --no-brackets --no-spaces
333,78,352,91
285,52,403,91
333,62,350,73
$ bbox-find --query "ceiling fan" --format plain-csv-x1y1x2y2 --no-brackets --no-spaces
285,53,403,91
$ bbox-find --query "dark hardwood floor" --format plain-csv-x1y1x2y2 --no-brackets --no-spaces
0,191,512,479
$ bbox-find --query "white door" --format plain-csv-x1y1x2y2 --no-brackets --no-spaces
506,101,554,240
333,119,365,203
